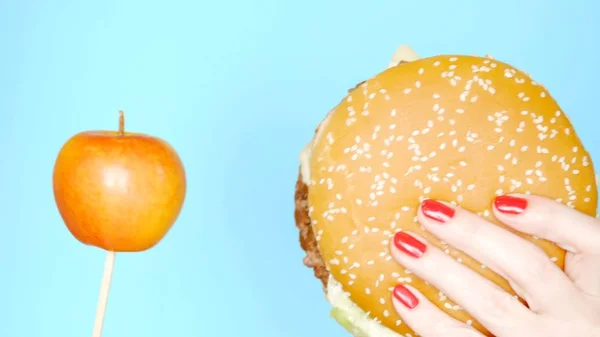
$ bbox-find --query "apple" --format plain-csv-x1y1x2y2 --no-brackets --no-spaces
53,112,186,252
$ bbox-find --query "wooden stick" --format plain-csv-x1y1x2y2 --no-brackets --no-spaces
92,251,116,337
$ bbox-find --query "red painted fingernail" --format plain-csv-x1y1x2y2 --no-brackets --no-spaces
494,195,528,215
393,284,419,309
421,199,455,223
393,232,427,258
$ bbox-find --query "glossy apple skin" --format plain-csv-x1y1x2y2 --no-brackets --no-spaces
53,131,186,252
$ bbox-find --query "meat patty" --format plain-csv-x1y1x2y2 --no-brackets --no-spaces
294,168,329,290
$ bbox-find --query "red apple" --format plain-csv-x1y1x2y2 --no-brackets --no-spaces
53,112,186,252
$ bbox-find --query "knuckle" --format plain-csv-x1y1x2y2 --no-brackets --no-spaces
531,207,555,237
514,244,555,280
477,291,521,324
459,218,486,240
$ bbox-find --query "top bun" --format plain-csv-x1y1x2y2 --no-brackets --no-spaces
306,52,597,335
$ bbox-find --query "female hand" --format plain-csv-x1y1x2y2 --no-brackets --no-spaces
389,194,600,337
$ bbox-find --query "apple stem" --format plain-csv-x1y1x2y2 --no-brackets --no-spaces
118,111,125,136
92,251,116,337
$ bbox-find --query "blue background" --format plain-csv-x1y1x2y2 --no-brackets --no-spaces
1,0,598,336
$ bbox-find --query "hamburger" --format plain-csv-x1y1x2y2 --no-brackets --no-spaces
293,45,598,336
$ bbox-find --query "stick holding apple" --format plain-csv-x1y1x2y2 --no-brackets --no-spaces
53,111,187,337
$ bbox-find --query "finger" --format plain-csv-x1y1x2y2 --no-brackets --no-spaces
566,253,600,297
492,194,600,296
390,231,534,336
492,194,600,254
417,199,578,314
391,284,484,337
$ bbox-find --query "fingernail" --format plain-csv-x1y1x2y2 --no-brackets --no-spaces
494,195,528,215
393,284,419,309
393,232,427,258
421,199,455,223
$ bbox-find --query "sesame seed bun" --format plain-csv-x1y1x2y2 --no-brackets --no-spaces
299,47,598,336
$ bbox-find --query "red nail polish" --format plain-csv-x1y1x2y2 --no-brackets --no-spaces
494,195,528,215
393,284,419,309
421,199,455,223
393,232,427,258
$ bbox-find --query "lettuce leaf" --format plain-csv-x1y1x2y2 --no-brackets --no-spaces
330,307,369,337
